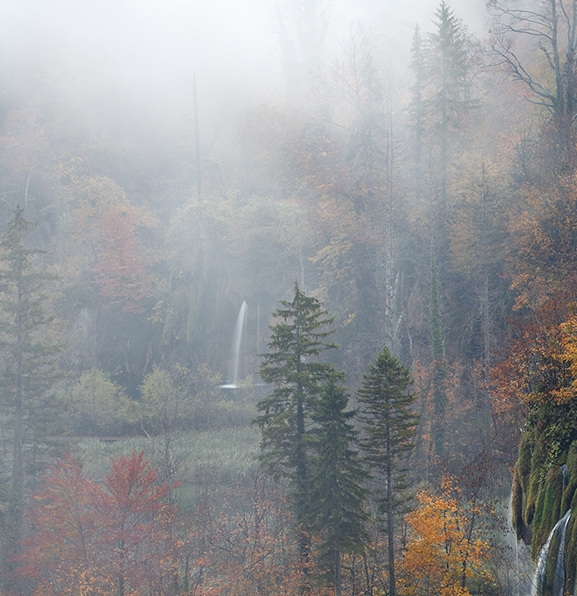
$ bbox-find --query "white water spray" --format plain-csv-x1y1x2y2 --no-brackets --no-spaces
531,509,571,596
221,301,247,389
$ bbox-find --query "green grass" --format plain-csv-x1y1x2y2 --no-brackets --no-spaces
76,426,261,487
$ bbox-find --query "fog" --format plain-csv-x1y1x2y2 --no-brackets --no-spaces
0,3,570,592
1,0,487,112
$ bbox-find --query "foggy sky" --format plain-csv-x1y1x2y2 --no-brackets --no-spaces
1,0,487,93
0,0,490,150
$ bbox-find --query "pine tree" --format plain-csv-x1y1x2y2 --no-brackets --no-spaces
411,3,477,270
307,373,368,596
427,1,473,216
0,206,63,588
357,346,418,596
429,252,448,458
409,24,427,204
255,282,340,573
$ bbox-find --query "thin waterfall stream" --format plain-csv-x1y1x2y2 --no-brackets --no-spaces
531,509,571,596
220,301,247,389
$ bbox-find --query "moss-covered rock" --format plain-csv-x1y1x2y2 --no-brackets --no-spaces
532,466,563,559
512,431,577,595
513,431,535,543
565,506,577,595
542,523,562,596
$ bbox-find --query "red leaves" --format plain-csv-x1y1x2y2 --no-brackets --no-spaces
101,450,171,518
94,207,153,313
19,455,99,593
491,296,574,414
18,451,179,596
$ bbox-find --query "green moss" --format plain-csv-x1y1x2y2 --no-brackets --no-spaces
526,439,547,527
566,442,577,471
513,431,577,594
542,525,563,596
511,472,527,542
513,431,535,542
564,442,577,595
518,430,535,496
562,442,577,514
532,467,563,560
565,509,577,596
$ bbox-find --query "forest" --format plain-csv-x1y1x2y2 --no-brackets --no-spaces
0,0,577,594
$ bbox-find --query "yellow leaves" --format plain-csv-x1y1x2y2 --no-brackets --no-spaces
67,368,137,433
399,478,491,596
506,174,577,309
311,231,354,286
555,309,577,401
491,296,577,423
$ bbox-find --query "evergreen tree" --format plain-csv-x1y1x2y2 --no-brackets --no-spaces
307,373,368,596
357,346,418,596
409,24,427,204
426,1,473,216
0,206,63,589
410,3,477,271
429,252,448,458
255,282,340,572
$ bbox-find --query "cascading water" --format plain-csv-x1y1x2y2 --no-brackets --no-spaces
220,301,247,389
562,464,569,496
531,509,571,596
552,511,569,596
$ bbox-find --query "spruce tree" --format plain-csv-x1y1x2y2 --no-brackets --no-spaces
410,3,476,270
427,1,473,215
0,206,63,589
409,24,427,204
307,373,368,596
357,346,418,596
255,282,340,572
429,251,448,458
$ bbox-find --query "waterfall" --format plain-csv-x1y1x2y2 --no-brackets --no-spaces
531,509,571,596
221,301,247,389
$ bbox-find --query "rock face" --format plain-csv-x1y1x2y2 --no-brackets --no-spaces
512,432,577,594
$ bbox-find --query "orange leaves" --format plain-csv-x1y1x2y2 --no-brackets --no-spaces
491,296,577,420
18,452,179,596
94,206,154,313
49,156,157,314
199,479,304,596
19,455,98,594
557,306,577,399
506,175,577,310
399,478,491,596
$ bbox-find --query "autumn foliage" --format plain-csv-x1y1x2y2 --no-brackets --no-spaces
491,296,577,426
18,451,179,596
399,477,492,596
94,207,154,313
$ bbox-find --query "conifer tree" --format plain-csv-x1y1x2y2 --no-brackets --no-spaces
357,346,418,596
307,373,368,596
409,24,427,204
410,3,476,268
429,252,448,458
427,1,473,215
255,282,340,571
0,206,63,589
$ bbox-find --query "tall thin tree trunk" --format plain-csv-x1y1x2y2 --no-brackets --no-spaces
335,550,342,596
387,427,396,596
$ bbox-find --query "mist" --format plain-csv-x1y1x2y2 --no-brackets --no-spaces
2,0,577,594
0,0,487,114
